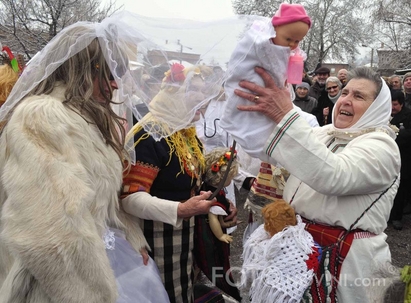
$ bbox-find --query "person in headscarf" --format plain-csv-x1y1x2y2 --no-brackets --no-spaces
121,63,228,303
235,66,400,303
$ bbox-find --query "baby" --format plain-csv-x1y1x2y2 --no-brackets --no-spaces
220,3,311,163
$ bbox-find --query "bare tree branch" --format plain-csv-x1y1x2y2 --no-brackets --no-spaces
0,0,123,60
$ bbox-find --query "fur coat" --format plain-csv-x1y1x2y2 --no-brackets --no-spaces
0,85,148,302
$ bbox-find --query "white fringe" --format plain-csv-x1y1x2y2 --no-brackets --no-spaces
240,215,315,302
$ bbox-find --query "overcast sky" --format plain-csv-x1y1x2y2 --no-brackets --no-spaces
110,0,235,21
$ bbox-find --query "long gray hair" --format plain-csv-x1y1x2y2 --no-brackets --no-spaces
2,37,128,166
34,38,128,165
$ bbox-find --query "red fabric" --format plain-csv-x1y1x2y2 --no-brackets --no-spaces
122,161,159,198
302,218,365,303
305,245,320,272
303,219,356,261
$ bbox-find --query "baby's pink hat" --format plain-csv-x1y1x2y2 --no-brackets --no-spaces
272,3,311,28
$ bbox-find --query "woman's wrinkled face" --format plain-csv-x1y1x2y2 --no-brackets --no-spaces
333,78,375,129
326,82,340,97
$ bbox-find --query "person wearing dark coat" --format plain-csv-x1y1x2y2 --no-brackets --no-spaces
293,82,318,113
308,66,330,100
302,68,313,86
389,90,411,230
312,76,342,126
403,72,411,110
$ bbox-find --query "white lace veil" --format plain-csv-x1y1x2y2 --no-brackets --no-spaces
0,12,265,154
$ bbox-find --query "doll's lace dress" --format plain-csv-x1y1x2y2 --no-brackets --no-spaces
240,215,316,303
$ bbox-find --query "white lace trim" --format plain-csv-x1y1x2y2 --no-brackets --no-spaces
240,215,315,303
327,124,398,140
103,229,115,250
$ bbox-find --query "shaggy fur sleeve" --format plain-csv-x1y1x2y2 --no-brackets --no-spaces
0,96,117,302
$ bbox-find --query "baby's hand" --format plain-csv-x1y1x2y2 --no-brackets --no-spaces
218,234,233,243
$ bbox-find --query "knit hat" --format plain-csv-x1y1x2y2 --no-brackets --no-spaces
272,3,311,28
296,82,310,90
403,72,411,84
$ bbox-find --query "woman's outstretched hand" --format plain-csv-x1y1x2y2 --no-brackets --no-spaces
235,67,294,123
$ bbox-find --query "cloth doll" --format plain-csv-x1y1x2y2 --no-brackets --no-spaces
220,3,311,164
241,200,320,303
193,146,241,301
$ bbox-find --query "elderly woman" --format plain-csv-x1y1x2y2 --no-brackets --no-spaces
234,66,400,302
313,76,343,125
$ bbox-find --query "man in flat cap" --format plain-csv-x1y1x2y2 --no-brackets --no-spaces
309,66,330,101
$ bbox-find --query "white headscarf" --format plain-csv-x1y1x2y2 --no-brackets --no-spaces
330,79,396,139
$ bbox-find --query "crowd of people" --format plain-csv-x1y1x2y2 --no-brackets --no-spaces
0,3,410,303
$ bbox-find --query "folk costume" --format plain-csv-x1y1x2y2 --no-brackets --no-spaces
122,64,224,303
263,80,400,302
243,111,318,243
194,183,241,301
123,126,204,303
193,147,241,301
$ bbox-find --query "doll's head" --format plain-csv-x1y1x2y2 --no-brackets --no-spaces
262,200,297,237
204,146,239,188
271,3,311,50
